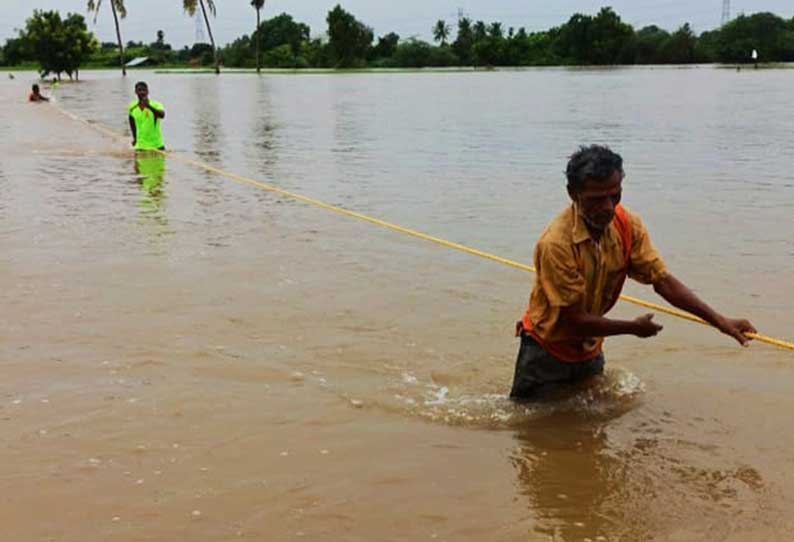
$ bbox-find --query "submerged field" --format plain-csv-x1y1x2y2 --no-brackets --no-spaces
1,67,793,541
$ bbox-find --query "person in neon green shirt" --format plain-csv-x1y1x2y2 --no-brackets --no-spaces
128,81,166,151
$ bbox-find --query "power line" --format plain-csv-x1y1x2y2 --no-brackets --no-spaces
195,10,205,44
721,0,731,26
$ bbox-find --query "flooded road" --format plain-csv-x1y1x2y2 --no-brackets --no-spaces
1,67,793,541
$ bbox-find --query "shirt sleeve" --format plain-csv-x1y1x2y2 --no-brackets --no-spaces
627,212,668,285
534,240,586,307
150,100,164,112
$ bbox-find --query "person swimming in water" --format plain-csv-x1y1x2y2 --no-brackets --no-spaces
28,84,49,102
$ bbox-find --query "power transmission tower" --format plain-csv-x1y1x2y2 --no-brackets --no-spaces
721,0,731,26
195,10,206,43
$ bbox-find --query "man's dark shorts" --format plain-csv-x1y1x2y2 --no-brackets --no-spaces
509,333,605,400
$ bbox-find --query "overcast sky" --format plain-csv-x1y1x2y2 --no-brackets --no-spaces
2,1,792,49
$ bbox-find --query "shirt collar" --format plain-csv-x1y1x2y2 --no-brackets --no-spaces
571,203,618,247
571,203,591,244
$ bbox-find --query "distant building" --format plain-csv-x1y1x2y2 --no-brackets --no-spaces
125,57,154,68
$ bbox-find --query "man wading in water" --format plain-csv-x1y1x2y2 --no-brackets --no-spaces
511,145,756,400
129,81,166,151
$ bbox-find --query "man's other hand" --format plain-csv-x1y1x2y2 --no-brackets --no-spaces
633,313,663,338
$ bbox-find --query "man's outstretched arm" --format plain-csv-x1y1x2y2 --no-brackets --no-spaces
653,273,756,346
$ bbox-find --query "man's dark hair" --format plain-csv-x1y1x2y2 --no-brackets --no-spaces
135,81,148,90
32,84,39,92
566,145,624,191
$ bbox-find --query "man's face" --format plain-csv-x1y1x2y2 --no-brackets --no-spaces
135,86,149,101
568,170,623,232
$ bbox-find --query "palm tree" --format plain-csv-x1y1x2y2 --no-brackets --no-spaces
488,22,504,40
473,21,487,41
251,0,266,74
433,19,451,46
87,0,127,76
183,0,219,73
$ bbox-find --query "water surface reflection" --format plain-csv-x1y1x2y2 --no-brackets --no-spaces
513,413,638,541
134,151,167,226
512,407,768,541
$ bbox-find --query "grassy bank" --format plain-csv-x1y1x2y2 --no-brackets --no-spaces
716,62,794,69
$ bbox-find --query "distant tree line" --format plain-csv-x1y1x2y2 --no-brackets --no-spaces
2,5,794,74
219,6,794,68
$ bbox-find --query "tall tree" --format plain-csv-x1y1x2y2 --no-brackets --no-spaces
663,23,697,64
473,21,487,41
183,0,219,73
24,10,97,80
633,25,671,64
488,22,504,39
326,5,373,68
433,20,451,46
589,7,634,64
453,17,474,65
552,8,633,65
371,32,399,59
87,0,127,76
251,0,265,73
254,13,309,55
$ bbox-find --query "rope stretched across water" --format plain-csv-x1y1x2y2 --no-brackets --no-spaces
56,106,794,352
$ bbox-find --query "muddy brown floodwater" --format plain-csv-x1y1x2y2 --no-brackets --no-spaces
1,67,793,541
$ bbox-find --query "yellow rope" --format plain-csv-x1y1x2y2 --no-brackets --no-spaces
55,106,794,352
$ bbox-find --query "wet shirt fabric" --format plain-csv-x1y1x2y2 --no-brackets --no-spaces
128,100,165,151
522,204,667,362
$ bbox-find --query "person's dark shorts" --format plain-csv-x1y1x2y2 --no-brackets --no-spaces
509,333,604,401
